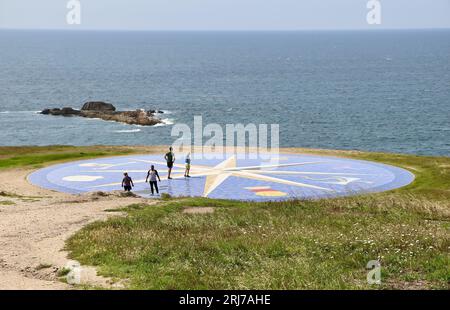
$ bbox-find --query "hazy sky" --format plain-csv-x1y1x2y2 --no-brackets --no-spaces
1,0,449,31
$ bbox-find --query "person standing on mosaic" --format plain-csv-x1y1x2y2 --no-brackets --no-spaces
121,172,134,192
164,147,175,179
146,165,161,195
184,153,191,178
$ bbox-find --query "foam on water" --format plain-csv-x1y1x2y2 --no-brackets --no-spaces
159,110,173,115
154,118,175,127
113,129,142,133
0,111,40,114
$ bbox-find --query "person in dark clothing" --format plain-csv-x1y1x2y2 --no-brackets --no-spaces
145,165,161,195
122,172,134,192
164,147,175,179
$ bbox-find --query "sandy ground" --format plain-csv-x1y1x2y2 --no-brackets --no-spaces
0,168,150,290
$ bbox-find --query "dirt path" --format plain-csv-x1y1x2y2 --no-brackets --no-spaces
0,168,149,290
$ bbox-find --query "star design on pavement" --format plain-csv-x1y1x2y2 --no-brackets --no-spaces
89,155,375,197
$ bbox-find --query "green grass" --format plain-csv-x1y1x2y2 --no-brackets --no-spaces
0,146,139,170
66,196,449,289
1,146,448,289
57,267,71,277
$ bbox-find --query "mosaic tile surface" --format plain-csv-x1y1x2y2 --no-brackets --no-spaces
28,153,415,201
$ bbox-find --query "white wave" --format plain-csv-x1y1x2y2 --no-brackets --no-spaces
114,129,142,133
154,118,175,127
0,110,40,114
159,110,173,115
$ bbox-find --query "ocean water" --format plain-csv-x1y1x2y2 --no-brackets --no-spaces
0,29,449,156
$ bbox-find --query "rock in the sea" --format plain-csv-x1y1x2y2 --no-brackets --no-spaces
40,107,80,116
81,101,116,112
41,102,162,126
61,107,81,116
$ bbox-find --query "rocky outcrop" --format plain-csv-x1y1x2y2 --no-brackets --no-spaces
81,101,116,112
41,107,81,116
41,102,163,126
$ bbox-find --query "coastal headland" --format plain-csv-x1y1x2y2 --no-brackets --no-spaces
0,146,448,290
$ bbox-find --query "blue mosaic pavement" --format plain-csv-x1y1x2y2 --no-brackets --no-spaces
27,153,415,201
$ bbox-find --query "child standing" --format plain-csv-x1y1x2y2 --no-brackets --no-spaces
184,153,191,178
146,165,161,195
122,172,134,192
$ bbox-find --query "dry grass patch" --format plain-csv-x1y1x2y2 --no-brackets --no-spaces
183,207,215,214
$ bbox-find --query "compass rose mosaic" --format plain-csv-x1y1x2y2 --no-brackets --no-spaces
28,153,414,201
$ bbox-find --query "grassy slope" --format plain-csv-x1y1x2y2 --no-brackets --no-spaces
0,146,141,170
1,146,448,289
